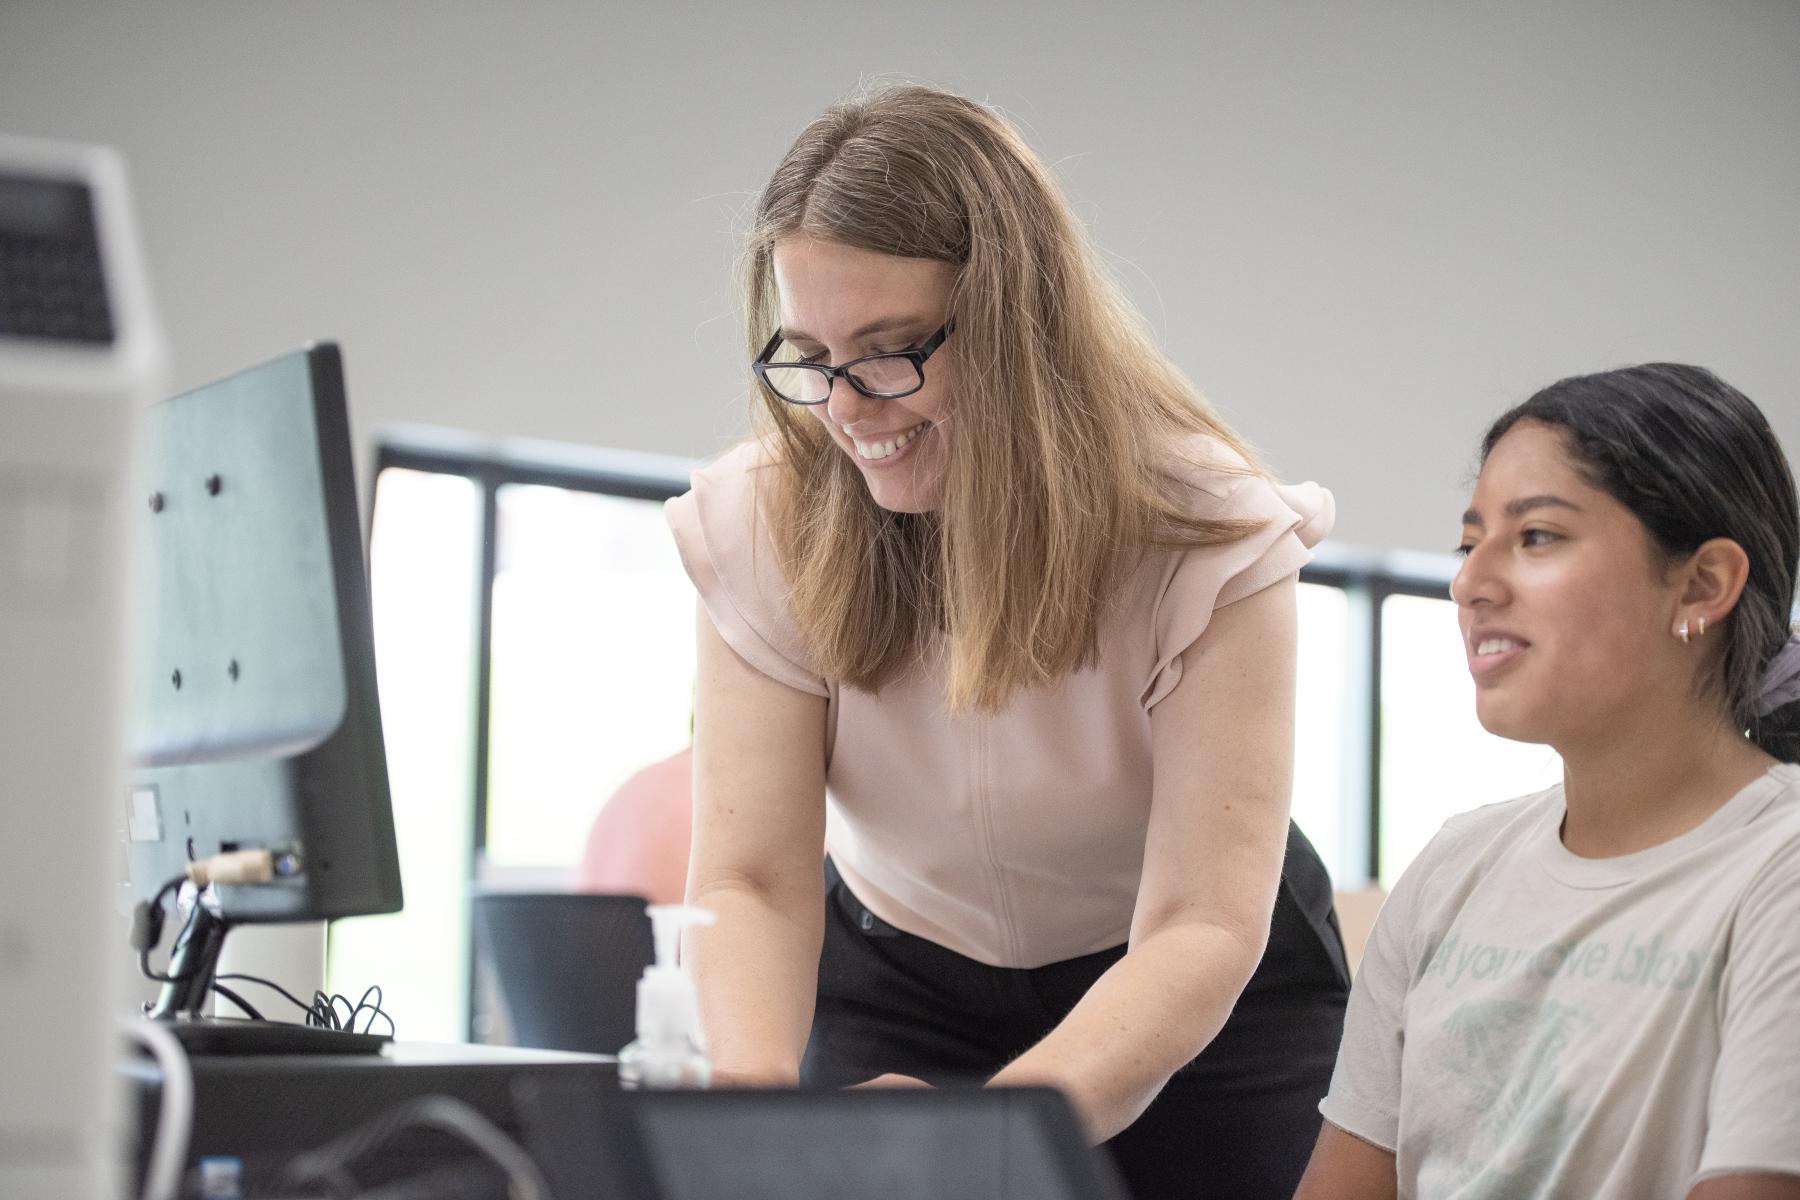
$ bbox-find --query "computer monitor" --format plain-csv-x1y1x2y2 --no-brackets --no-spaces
517,1082,1131,1200
123,343,403,1042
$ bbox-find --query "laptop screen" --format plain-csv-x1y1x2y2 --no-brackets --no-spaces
517,1081,1128,1200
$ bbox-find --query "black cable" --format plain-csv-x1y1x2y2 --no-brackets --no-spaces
224,975,342,1027
350,985,394,1036
321,991,355,1032
133,873,191,987
214,972,318,1022
139,947,181,985
216,972,396,1037
348,985,394,1036
208,983,265,1021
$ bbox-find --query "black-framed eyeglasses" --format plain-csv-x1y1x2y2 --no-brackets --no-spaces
752,321,953,406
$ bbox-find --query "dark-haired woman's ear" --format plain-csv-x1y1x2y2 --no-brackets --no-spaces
1675,537,1753,638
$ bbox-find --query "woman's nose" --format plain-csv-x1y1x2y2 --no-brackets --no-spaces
825,375,883,426
1452,543,1504,607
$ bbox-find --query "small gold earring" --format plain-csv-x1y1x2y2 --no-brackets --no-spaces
1677,620,1690,644
1696,616,1708,637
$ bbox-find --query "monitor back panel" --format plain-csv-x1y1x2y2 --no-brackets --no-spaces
124,344,401,921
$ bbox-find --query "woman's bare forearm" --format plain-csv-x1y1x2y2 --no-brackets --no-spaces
989,919,1263,1141
686,608,830,1082
685,866,824,1083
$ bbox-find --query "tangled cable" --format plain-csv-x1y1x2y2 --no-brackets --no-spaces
133,869,395,1035
212,974,396,1037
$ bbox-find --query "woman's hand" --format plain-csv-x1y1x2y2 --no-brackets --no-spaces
852,1073,930,1089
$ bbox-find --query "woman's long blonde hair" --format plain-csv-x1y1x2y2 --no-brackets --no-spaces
746,85,1264,713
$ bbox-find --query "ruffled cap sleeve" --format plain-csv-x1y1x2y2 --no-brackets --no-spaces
1141,446,1335,709
665,441,829,697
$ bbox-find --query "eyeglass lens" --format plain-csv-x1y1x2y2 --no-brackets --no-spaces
762,355,924,404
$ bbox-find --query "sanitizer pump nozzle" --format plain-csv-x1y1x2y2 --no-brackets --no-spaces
618,904,716,1090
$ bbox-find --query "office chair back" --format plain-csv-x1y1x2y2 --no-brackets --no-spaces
472,892,654,1055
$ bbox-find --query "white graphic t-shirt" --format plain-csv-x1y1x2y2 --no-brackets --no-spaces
1322,763,1800,1199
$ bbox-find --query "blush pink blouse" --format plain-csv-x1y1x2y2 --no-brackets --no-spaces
666,435,1333,969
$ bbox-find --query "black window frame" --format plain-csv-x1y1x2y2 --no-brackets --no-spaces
1301,546,1459,884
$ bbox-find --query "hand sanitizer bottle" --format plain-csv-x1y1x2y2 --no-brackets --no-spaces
618,904,717,1090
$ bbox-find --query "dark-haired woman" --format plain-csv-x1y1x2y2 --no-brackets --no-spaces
1295,363,1800,1200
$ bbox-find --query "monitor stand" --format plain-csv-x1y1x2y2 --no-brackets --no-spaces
148,902,389,1056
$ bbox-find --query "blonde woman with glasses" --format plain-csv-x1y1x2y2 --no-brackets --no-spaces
668,84,1348,1198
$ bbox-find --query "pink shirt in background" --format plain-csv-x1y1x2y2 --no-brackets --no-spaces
574,748,693,906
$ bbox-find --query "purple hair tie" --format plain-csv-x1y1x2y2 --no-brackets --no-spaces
1755,632,1800,717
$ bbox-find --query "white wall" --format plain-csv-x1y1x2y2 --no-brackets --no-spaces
4,1,1795,553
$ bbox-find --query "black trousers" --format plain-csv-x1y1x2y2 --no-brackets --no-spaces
801,823,1350,1200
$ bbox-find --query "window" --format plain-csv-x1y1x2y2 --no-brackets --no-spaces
327,467,483,1043
483,483,697,875
326,438,694,1040
1378,592,1560,887
1290,581,1358,883
1298,553,1564,891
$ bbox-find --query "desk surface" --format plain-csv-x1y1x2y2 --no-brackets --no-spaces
125,1038,615,1072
